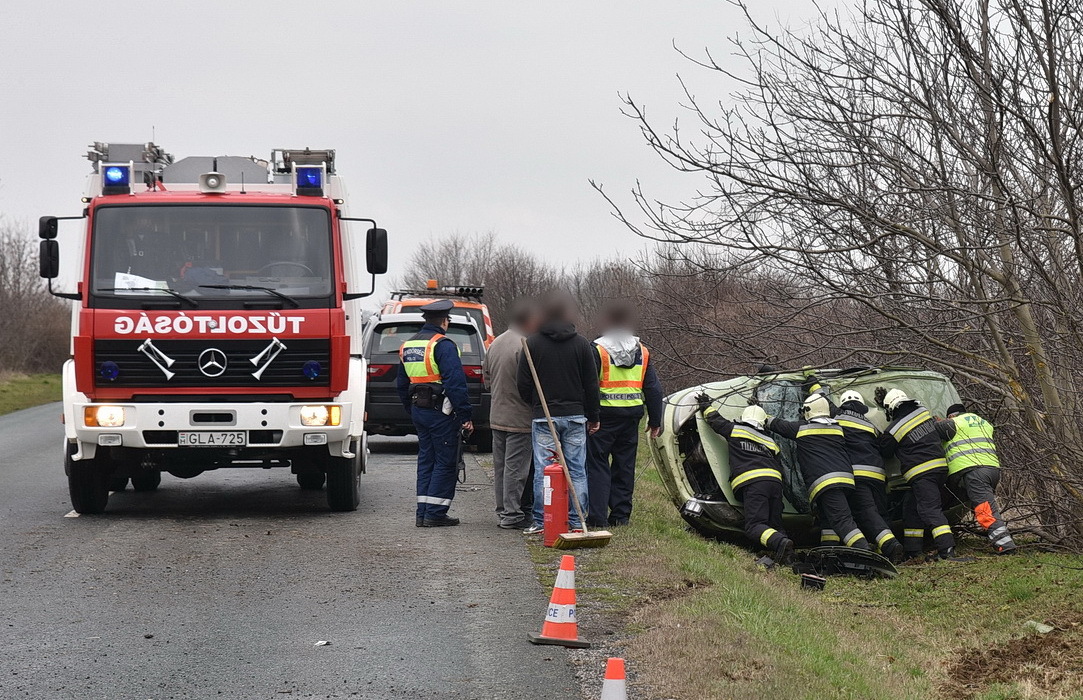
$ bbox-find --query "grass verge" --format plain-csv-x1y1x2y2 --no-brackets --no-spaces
529,457,1083,700
0,373,62,417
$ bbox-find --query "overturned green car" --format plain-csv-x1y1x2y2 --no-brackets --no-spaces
647,367,963,545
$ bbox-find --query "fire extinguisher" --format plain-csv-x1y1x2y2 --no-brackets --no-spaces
543,453,569,547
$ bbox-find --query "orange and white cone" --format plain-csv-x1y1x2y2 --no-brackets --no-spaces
600,657,628,700
528,554,590,648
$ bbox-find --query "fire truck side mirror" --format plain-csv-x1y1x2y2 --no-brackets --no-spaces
366,228,388,275
40,240,60,279
39,216,59,240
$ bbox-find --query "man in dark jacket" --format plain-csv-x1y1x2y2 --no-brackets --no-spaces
879,388,970,562
586,304,664,527
697,395,795,563
517,295,600,533
396,300,473,528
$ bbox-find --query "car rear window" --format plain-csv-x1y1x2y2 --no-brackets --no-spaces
400,302,488,338
372,323,483,359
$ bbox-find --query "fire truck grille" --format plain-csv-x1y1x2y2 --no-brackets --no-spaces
93,339,332,388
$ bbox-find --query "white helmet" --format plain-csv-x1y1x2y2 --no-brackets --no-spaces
884,389,911,412
802,394,831,419
741,405,768,429
839,390,865,406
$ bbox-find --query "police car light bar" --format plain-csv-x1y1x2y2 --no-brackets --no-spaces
294,164,326,197
101,162,133,195
389,286,485,300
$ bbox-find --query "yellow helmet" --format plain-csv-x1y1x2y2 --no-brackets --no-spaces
802,394,831,419
741,405,768,428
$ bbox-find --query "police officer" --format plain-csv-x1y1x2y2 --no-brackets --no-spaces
697,395,795,564
396,300,474,527
767,394,872,551
878,389,969,562
937,403,1017,554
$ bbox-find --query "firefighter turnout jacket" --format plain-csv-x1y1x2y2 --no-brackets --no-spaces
767,417,855,501
880,402,947,481
835,406,887,483
937,413,1001,476
702,408,783,491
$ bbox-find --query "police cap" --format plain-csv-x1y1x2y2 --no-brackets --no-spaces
419,299,454,315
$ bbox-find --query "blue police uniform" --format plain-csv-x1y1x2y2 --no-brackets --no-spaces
395,300,473,525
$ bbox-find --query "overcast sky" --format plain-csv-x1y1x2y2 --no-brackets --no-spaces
0,0,821,293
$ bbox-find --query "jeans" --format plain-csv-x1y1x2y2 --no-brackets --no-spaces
531,416,588,529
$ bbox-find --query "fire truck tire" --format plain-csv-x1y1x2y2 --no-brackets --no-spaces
296,470,326,490
132,471,162,492
66,444,109,514
108,476,130,492
326,445,360,512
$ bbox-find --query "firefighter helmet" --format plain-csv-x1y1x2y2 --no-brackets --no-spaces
802,394,831,419
839,390,865,406
884,389,911,412
741,405,768,428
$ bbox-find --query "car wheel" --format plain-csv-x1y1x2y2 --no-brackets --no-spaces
66,443,109,514
296,470,326,490
108,476,130,492
131,471,162,492
326,441,360,512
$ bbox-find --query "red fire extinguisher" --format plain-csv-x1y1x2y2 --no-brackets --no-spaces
543,455,569,547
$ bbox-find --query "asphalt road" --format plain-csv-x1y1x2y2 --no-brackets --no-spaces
0,404,580,699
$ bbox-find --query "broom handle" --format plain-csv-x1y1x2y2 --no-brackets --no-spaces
521,338,592,533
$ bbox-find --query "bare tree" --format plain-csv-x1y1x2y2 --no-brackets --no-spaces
0,218,70,374
600,0,1083,542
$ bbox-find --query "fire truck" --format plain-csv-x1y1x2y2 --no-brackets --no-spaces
39,143,388,514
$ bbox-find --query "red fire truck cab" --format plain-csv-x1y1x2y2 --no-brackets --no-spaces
39,142,388,514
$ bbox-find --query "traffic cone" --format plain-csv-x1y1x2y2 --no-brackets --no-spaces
528,555,590,648
600,657,628,700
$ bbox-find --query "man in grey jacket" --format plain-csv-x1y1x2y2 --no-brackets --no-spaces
483,301,537,529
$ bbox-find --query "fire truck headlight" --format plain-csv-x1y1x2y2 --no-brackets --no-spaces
300,405,341,427
85,405,125,427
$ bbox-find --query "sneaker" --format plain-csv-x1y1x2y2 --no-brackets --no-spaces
421,516,461,528
522,524,543,535
498,519,528,530
994,542,1019,555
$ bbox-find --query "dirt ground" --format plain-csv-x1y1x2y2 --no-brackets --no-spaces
942,614,1083,699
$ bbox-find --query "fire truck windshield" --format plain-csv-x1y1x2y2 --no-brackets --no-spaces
90,205,334,309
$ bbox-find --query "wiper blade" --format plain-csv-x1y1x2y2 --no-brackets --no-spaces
99,286,199,307
199,284,300,308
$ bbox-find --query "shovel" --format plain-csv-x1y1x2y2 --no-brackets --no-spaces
521,338,612,549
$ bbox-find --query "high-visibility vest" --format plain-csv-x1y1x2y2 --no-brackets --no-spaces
945,413,1000,474
399,333,446,384
598,344,649,407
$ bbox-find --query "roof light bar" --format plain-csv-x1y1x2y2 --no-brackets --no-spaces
294,164,326,197
101,162,132,195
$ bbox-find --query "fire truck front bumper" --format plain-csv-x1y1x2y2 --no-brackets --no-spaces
72,401,356,454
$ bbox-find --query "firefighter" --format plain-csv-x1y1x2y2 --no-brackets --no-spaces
766,394,872,551
937,403,1017,554
696,394,795,564
586,304,664,528
878,389,970,562
396,299,474,527
832,389,906,562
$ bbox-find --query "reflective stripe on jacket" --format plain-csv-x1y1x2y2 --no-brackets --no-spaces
882,403,948,482
597,344,649,407
837,409,887,483
945,413,1000,475
767,417,854,500
400,333,447,384
703,408,783,491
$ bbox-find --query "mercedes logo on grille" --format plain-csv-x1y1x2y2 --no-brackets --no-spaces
197,348,228,377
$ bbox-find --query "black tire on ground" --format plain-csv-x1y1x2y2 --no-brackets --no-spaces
296,470,326,490
470,429,493,453
326,442,360,512
131,471,162,492
108,476,130,492
66,443,109,514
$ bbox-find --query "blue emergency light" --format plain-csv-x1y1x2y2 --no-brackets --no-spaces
295,166,324,196
99,361,120,381
102,163,132,195
303,360,322,380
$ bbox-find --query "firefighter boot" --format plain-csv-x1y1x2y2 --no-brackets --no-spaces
774,538,796,566
937,547,975,563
